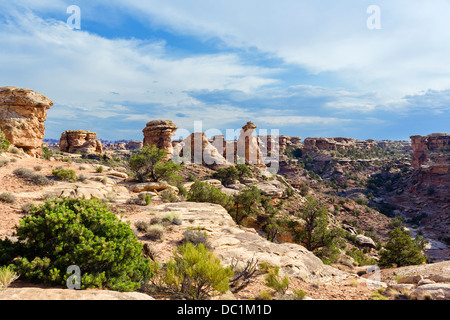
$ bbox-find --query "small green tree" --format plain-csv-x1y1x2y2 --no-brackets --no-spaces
212,164,252,185
379,228,427,268
186,180,233,210
264,265,289,295
157,242,234,300
2,198,153,291
230,185,263,225
0,130,11,153
128,145,181,183
212,166,239,185
296,197,330,251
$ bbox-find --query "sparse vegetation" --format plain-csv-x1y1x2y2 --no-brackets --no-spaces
0,130,11,153
150,242,233,300
1,198,153,291
186,180,233,210
52,168,77,182
0,192,16,204
0,265,19,290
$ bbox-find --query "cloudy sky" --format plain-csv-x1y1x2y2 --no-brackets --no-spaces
0,1,449,141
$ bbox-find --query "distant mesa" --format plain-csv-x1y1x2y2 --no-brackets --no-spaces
59,130,103,154
0,86,53,157
303,137,377,152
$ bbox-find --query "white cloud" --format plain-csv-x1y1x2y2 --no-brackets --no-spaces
0,5,277,123
105,0,450,99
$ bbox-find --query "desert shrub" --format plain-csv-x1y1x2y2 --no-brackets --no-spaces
13,168,35,180
0,159,9,167
0,265,19,290
21,202,34,214
140,193,152,206
0,130,11,153
13,167,51,186
160,189,179,203
52,168,77,182
96,165,104,173
293,289,307,300
379,228,427,268
2,198,153,291
135,220,149,232
183,228,210,248
228,256,259,293
145,224,165,241
162,212,182,225
9,146,20,154
346,247,377,266
264,264,289,295
0,192,16,204
41,146,54,160
30,174,51,186
33,165,43,172
258,290,273,300
186,180,233,210
298,182,310,196
155,242,234,300
128,145,181,183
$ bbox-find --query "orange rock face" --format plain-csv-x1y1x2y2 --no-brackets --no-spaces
410,133,450,171
59,130,103,154
0,86,53,156
237,121,262,165
142,120,178,161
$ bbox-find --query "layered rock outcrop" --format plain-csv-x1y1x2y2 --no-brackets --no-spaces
59,130,103,154
304,137,376,152
237,121,262,165
410,133,450,172
173,132,232,169
126,141,143,150
141,202,347,283
0,86,53,156
143,120,177,161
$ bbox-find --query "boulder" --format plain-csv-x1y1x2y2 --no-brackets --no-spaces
397,275,422,285
0,86,53,156
356,234,376,249
129,182,178,194
255,180,285,198
412,283,450,300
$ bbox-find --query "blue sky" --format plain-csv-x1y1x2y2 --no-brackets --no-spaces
0,0,449,141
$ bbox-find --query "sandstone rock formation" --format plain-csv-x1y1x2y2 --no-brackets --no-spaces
410,133,450,171
0,287,153,300
304,137,376,152
237,121,262,165
59,130,103,154
126,141,143,150
173,132,232,168
140,202,348,283
0,86,53,156
143,120,177,161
